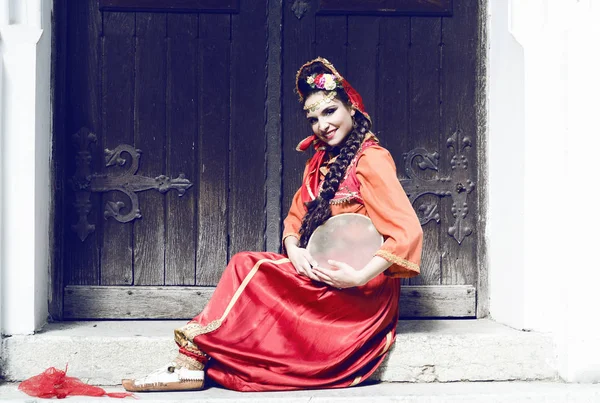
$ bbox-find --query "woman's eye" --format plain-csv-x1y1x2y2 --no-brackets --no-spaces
324,108,336,115
308,118,317,125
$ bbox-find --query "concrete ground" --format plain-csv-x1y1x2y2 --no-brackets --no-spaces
2,381,600,402
0,320,556,385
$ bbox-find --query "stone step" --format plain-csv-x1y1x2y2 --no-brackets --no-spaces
2,382,600,403
0,319,557,386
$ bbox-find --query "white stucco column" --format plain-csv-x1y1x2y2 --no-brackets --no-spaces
558,1,600,382
488,0,600,382
0,0,52,335
0,0,5,337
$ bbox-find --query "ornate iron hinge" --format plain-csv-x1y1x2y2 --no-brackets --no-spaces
400,130,475,244
70,127,193,241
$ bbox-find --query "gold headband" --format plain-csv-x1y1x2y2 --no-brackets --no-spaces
303,91,336,113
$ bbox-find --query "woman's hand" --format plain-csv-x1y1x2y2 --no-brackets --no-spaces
286,244,320,281
312,260,367,289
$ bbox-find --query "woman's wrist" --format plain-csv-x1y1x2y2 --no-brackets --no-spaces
355,270,371,287
357,256,392,286
284,235,299,252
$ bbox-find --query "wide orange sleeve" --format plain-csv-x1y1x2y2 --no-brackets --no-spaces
356,146,423,278
282,165,309,248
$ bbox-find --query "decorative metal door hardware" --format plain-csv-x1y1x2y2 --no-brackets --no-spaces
71,127,193,241
400,130,475,244
292,0,310,19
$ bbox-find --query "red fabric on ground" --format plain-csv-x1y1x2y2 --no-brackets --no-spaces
19,367,134,399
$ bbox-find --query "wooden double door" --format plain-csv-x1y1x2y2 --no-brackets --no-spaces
54,0,484,320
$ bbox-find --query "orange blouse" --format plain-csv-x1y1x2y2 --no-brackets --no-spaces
282,143,423,278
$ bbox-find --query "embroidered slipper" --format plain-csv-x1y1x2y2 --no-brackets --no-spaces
121,362,205,392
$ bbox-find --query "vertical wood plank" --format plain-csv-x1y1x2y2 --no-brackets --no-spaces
265,0,284,253
196,14,230,286
229,2,267,255
66,0,102,286
376,17,410,286
407,17,442,285
51,0,68,318
315,15,347,71
165,14,198,285
440,0,478,285
347,16,379,119
281,2,316,226
376,18,409,159
101,12,135,285
133,13,167,285
475,0,489,318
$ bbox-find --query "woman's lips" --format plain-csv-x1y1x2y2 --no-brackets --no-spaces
324,129,336,140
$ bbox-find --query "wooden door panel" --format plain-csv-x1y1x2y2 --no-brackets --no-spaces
196,14,231,286
228,1,267,256
60,0,482,319
100,12,136,286
66,0,102,286
439,0,478,285
281,0,317,218
133,13,167,286
406,17,443,286
165,13,198,286
281,0,480,306
315,15,346,68
64,284,475,319
64,3,267,292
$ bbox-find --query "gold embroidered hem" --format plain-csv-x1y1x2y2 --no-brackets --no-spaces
349,376,362,387
175,352,206,371
377,330,393,358
175,258,291,345
375,249,420,273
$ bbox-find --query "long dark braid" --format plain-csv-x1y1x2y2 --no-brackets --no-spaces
298,113,370,247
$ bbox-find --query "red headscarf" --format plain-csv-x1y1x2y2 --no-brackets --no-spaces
295,57,371,204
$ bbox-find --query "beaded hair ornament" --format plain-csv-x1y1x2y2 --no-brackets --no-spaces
302,73,341,112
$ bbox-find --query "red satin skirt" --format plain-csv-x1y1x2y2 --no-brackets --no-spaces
175,251,400,392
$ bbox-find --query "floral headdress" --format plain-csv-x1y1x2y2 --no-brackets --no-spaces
295,57,372,151
306,73,341,91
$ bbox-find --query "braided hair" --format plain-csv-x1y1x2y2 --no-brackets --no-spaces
296,62,372,248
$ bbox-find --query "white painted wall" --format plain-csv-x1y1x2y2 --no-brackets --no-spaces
487,0,527,330
0,0,5,339
559,1,600,382
488,0,600,382
0,0,52,335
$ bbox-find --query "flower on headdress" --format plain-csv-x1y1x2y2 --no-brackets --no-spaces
315,74,327,88
323,75,337,90
307,73,339,91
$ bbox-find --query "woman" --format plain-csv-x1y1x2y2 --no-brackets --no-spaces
122,57,423,392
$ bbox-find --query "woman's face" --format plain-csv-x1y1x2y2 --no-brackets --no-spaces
305,91,355,148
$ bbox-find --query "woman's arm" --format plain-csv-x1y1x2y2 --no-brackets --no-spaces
285,232,320,281
282,164,310,249
313,145,423,288
282,164,321,281
356,146,423,278
312,255,391,289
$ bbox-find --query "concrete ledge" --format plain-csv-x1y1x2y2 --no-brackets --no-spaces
0,319,557,385
377,320,557,382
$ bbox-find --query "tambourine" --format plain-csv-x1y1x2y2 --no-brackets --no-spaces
306,213,383,270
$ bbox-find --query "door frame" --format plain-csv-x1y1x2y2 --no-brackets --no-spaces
49,0,489,320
